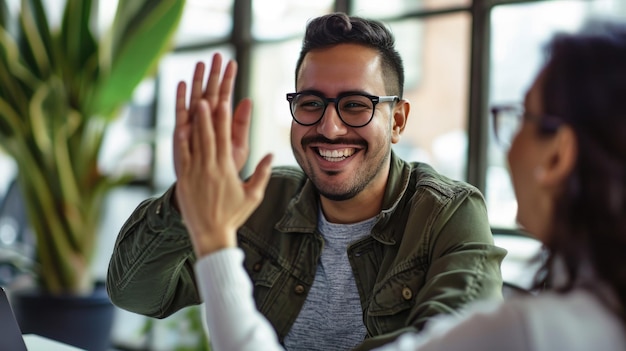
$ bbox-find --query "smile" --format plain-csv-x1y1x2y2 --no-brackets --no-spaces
317,148,356,162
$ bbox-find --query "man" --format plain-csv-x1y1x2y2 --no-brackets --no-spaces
107,12,505,351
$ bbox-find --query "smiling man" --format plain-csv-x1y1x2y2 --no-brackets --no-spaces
106,13,506,351
290,43,401,214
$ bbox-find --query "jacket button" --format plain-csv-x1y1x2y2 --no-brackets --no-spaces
401,287,413,300
294,285,305,295
253,262,262,272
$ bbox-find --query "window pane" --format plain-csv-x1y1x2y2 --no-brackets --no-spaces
352,0,470,18
486,0,626,228
393,13,471,182
99,80,156,183
248,40,302,175
0,152,17,199
175,0,234,46
494,234,543,290
252,0,334,40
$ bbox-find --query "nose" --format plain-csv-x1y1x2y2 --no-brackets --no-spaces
317,103,348,137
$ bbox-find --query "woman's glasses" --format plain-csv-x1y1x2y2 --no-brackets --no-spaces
491,104,562,147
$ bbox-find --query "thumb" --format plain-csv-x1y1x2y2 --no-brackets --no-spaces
243,154,273,208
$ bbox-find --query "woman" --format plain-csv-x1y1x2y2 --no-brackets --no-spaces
179,19,626,351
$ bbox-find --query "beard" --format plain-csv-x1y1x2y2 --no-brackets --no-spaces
312,168,375,201
292,135,390,201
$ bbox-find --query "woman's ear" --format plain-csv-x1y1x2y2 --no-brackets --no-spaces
535,125,578,187
391,99,410,144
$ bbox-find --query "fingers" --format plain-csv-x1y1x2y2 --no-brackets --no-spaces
219,59,237,107
180,55,241,172
204,56,240,170
174,81,190,177
232,98,252,171
245,154,274,205
177,53,248,175
186,55,228,118
214,98,232,168
204,53,224,107
192,100,216,168
189,62,206,118
211,60,238,164
175,81,189,127
173,54,272,259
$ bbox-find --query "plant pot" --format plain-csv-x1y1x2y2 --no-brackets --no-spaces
10,282,115,351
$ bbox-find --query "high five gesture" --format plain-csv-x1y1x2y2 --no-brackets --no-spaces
173,53,273,257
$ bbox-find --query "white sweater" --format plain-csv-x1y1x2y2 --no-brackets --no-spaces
195,248,626,351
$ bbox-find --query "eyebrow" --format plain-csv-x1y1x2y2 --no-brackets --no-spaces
296,89,375,97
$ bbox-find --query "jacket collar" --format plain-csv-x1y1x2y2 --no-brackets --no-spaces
276,151,412,245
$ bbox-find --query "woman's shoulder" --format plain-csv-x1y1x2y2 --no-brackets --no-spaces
501,289,626,351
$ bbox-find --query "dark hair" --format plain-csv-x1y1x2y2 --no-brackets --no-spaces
294,12,405,97
536,19,626,317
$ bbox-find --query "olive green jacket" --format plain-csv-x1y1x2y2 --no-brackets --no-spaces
107,152,506,350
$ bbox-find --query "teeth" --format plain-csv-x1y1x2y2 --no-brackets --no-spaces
318,148,355,161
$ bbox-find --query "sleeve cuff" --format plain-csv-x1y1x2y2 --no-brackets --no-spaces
194,248,253,308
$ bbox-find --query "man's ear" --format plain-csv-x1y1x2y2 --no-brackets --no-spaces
391,99,410,144
535,125,578,187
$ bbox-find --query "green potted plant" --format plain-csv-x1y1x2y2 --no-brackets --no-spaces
0,0,185,349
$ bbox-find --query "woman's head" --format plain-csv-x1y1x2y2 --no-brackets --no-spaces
510,19,626,297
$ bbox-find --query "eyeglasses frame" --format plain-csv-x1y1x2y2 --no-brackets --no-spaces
286,91,399,128
490,104,562,147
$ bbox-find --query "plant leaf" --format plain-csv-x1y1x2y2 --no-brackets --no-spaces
58,0,97,114
0,26,40,124
0,96,25,141
18,0,53,79
0,0,185,295
59,0,95,72
0,0,9,31
93,0,185,117
109,0,156,60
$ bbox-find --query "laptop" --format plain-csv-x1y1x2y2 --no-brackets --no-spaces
0,286,27,351
0,287,84,351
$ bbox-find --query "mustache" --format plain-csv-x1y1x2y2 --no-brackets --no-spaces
301,136,367,148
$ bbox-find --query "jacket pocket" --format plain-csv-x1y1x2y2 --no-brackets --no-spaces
240,240,282,304
365,268,426,334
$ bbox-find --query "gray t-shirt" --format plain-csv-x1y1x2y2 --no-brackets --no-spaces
283,209,376,351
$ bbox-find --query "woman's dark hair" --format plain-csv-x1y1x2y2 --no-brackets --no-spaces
294,12,405,97
536,19,626,316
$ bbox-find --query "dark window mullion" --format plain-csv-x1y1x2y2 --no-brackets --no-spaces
466,0,492,192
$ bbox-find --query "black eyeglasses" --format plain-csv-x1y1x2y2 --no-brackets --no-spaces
286,92,399,128
491,104,562,147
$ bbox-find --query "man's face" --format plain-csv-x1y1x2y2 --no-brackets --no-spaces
291,43,398,201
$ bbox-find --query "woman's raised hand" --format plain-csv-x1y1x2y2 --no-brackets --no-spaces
173,53,273,257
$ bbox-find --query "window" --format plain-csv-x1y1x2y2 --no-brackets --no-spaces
352,0,471,16
248,4,473,182
4,1,624,349
391,13,471,182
